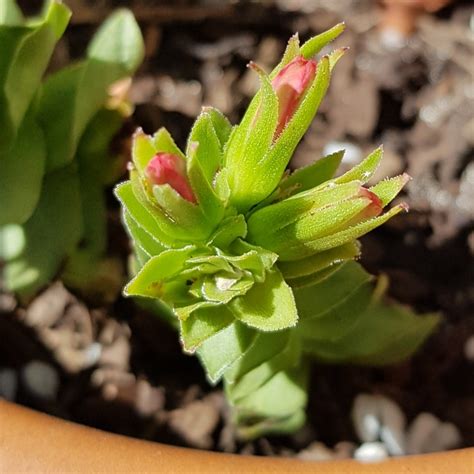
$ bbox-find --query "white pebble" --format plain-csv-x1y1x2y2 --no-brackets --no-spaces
377,395,406,456
323,141,362,166
22,360,59,400
84,343,102,367
0,369,18,401
464,335,474,361
354,442,388,462
406,412,441,455
352,394,381,442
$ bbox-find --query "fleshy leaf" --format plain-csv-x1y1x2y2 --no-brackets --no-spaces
228,332,302,402
370,173,411,206
0,0,70,150
39,9,144,172
0,166,82,299
300,22,346,58
124,247,195,299
87,8,144,74
0,109,45,225
180,305,235,353
230,268,298,331
336,146,383,185
225,63,279,211
197,321,256,384
279,241,360,280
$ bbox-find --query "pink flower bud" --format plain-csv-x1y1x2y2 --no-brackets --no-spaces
356,187,383,221
272,56,317,138
145,153,196,203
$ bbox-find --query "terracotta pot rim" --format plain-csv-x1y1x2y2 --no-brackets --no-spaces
1,400,472,473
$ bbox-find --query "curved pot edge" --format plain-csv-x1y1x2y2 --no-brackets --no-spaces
1,400,472,473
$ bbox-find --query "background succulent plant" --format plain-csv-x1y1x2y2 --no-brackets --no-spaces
0,0,144,300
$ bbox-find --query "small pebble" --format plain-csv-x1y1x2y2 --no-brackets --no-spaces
333,441,356,459
25,282,71,327
378,396,406,456
424,422,462,453
21,360,59,400
354,442,388,462
352,393,407,455
297,442,335,461
352,394,381,442
406,412,441,455
464,335,474,361
323,141,362,166
168,394,221,449
0,368,18,401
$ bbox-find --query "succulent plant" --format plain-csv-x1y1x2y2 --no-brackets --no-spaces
0,1,144,299
117,23,439,438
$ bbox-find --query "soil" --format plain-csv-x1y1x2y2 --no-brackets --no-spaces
1,0,473,458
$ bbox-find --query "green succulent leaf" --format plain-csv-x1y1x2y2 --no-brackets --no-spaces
39,9,143,172
124,246,196,299
302,276,440,364
229,268,298,332
0,165,82,298
300,22,346,59
279,241,361,280
225,63,278,211
0,107,46,225
370,173,411,206
180,305,235,353
115,181,177,247
336,146,383,185
0,0,70,150
232,365,308,425
86,8,144,74
197,321,256,384
0,0,24,24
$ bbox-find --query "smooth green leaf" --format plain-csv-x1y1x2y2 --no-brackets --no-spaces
228,332,302,402
0,1,70,150
1,165,82,298
0,107,45,225
293,262,373,320
224,330,291,384
303,297,440,365
0,0,24,24
232,365,308,420
87,8,144,74
298,280,373,342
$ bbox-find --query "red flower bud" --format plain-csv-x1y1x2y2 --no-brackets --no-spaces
145,153,196,203
272,56,317,138
354,187,383,222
